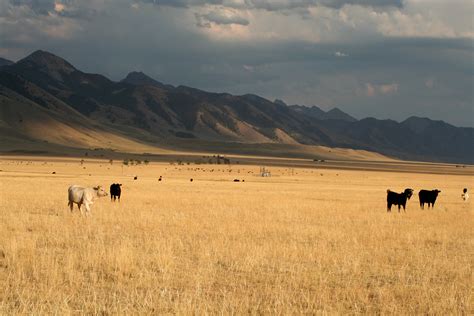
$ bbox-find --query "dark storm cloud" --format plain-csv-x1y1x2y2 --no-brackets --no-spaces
6,0,100,19
0,0,472,126
9,0,54,14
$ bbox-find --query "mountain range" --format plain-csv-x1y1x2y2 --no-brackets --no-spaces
0,58,13,67
0,50,472,163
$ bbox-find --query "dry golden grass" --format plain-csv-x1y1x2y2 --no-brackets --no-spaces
0,157,472,314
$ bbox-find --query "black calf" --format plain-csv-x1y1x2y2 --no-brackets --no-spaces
387,188,413,212
110,183,122,202
418,189,441,209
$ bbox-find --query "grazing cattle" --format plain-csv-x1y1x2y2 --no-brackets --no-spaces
134,176,138,180
462,188,469,201
190,178,193,182
233,179,240,182
387,188,414,212
418,189,441,209
110,183,122,202
158,176,162,181
68,185,108,215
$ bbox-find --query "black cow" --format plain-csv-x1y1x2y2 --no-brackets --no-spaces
387,188,414,212
110,183,122,202
418,189,441,209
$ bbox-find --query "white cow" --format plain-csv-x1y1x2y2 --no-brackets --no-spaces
68,185,108,215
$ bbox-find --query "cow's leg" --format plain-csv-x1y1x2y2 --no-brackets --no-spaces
432,201,436,208
77,202,83,215
387,202,391,212
420,202,424,210
84,203,91,216
403,204,406,212
398,205,401,213
68,201,73,212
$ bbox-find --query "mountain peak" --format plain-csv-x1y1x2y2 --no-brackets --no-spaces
274,99,287,106
402,116,451,126
401,116,453,134
18,50,76,74
289,104,357,122
325,107,357,122
121,71,172,89
403,116,433,123
123,71,154,83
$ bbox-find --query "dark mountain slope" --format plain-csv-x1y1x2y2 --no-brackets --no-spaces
1,50,472,163
3,52,333,144
290,104,356,122
121,71,174,90
0,81,160,152
0,57,13,67
325,108,357,122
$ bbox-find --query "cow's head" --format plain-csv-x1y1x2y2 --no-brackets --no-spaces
94,185,108,197
434,189,441,195
404,188,414,199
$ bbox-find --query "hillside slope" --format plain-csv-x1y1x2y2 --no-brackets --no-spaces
0,73,167,153
1,50,472,163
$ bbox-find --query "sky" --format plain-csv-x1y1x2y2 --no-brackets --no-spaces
0,0,473,126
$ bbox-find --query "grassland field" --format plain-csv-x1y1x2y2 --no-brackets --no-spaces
0,156,472,314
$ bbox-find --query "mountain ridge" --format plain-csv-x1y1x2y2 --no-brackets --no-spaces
121,71,174,90
1,50,472,163
290,104,357,122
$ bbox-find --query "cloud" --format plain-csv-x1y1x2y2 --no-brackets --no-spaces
365,83,399,97
365,83,376,97
5,0,101,20
137,0,403,11
0,0,473,126
334,51,348,57
136,0,224,8
379,83,398,94
54,2,65,12
9,0,55,15
243,64,254,71
195,9,249,27
318,0,402,9
425,78,435,89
